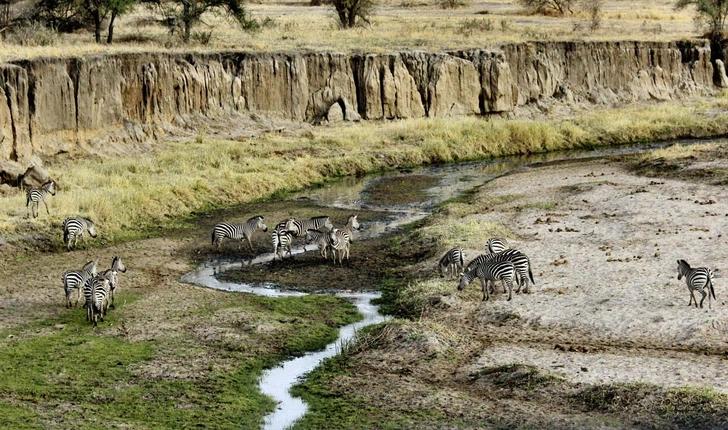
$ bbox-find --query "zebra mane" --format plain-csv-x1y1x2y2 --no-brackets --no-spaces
310,216,329,220
248,215,265,221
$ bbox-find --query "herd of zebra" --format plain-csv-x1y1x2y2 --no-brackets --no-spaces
211,214,360,265
61,256,127,326
439,237,535,301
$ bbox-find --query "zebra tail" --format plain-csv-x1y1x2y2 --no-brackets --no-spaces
211,229,216,246
710,277,716,300
528,266,535,285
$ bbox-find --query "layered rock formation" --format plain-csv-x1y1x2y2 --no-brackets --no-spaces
0,41,718,162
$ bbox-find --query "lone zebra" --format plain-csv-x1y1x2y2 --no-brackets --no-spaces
63,217,98,251
26,180,56,218
677,259,716,309
485,237,508,254
62,260,97,308
458,260,516,301
212,216,268,252
438,246,465,279
329,214,360,265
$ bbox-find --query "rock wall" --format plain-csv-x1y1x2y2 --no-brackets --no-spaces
0,41,717,162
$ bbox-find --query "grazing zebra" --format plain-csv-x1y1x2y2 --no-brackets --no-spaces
329,214,360,265
305,229,333,259
271,220,294,261
62,260,97,308
677,259,716,309
458,260,516,301
466,248,535,293
25,180,56,218
284,216,334,240
63,217,98,251
105,256,127,310
438,246,465,279
486,237,508,254
212,216,268,252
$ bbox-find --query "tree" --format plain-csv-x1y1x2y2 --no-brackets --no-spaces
519,0,576,16
147,0,257,43
331,0,373,28
675,0,728,40
30,0,135,42
106,0,136,43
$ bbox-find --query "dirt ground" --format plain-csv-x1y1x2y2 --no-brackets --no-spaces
2,144,728,428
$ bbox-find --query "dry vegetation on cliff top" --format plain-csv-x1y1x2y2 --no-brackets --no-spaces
0,0,699,62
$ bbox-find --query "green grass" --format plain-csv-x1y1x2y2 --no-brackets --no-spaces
0,293,361,428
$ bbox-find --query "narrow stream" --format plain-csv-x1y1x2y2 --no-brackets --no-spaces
180,139,711,430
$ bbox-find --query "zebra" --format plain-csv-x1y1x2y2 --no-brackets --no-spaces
212,216,268,252
87,275,112,327
63,217,98,251
284,216,334,240
466,248,535,293
305,229,333,259
271,220,294,261
105,256,127,310
438,246,465,279
62,260,97,308
458,260,516,301
486,237,508,254
25,180,56,218
677,259,716,309
329,214,360,265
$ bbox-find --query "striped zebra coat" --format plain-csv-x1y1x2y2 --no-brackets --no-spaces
459,260,516,301
305,229,333,259
63,217,98,251
272,220,294,261
677,259,716,309
25,180,56,218
485,237,508,254
105,256,127,309
467,248,535,293
62,260,97,308
329,214,360,265
212,216,268,252
285,216,334,239
86,273,112,326
438,246,465,279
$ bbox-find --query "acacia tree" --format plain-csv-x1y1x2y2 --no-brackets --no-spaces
519,0,576,16
675,0,728,40
148,0,257,43
331,0,374,28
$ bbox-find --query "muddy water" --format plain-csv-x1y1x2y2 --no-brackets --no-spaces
181,140,702,430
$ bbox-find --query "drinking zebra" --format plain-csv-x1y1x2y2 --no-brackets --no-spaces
677,259,716,309
25,180,56,218
458,260,517,301
62,260,97,308
485,237,508,254
438,246,465,279
63,217,98,251
329,214,360,265
466,248,535,293
272,220,294,261
284,216,334,241
212,216,268,252
305,229,333,259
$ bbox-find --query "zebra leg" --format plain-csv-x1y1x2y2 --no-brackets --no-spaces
699,289,707,309
245,234,255,253
688,288,698,307
42,198,50,215
506,278,513,301
480,277,489,301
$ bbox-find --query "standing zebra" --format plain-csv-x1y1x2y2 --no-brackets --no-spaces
467,248,535,293
87,275,111,327
329,214,360,265
305,229,333,259
63,217,98,251
486,237,508,254
212,216,268,252
677,259,716,309
438,246,465,279
458,260,516,301
104,256,127,310
26,180,56,218
271,220,294,261
284,216,334,240
62,260,97,308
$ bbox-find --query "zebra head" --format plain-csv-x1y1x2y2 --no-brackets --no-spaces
251,215,268,232
43,180,56,196
83,260,98,276
457,271,472,291
677,259,690,280
347,214,360,230
86,219,98,238
322,217,334,231
284,218,298,234
305,229,318,244
112,256,127,273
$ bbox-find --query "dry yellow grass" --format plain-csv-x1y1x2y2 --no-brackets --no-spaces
0,0,701,62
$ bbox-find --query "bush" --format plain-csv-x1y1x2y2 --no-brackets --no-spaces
6,21,58,46
519,0,576,16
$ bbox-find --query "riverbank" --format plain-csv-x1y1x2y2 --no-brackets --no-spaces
291,141,728,429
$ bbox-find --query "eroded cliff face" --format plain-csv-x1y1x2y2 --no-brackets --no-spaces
0,41,717,162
